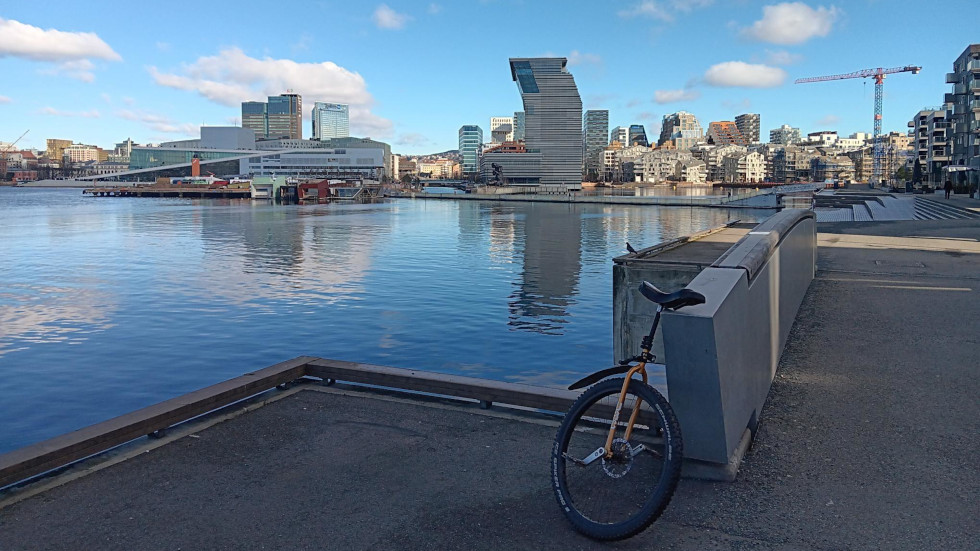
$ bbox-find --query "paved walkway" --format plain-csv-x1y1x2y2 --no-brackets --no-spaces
1,221,977,550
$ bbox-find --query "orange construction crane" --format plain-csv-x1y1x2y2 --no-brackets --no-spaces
796,66,920,186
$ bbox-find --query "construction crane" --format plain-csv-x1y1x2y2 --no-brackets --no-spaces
795,66,920,187
1,130,30,181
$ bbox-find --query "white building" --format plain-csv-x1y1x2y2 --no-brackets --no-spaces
63,144,101,163
490,116,514,144
722,151,767,183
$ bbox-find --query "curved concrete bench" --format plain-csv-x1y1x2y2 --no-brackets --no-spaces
662,209,816,479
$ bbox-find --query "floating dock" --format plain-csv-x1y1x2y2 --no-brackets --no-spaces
83,187,252,199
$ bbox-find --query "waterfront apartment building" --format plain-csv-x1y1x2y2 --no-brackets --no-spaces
908,108,951,187
490,117,514,144
63,144,101,164
628,124,648,147
241,93,303,140
706,121,748,146
458,125,483,176
735,113,761,144
609,126,628,146
945,43,980,193
490,57,582,187
513,111,526,141
583,110,608,180
769,124,802,145
659,112,703,150
312,102,349,141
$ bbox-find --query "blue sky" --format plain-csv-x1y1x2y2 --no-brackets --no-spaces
0,1,975,154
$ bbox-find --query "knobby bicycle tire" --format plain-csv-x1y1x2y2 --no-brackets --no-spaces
551,378,683,541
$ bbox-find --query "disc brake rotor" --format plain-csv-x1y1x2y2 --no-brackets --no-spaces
601,438,634,478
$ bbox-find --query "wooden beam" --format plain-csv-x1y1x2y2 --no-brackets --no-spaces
306,358,579,414
0,356,315,489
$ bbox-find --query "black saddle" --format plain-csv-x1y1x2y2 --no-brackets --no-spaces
639,282,706,310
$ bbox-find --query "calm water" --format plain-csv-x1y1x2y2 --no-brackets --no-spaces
0,188,770,453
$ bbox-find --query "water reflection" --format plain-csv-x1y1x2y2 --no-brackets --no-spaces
0,188,773,454
0,283,116,357
508,204,582,335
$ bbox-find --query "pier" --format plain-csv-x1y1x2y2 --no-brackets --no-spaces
0,213,976,549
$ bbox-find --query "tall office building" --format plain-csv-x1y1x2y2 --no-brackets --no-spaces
490,117,514,144
511,57,582,186
583,110,609,180
458,125,483,176
735,113,761,144
241,94,303,140
945,43,980,194
659,112,703,150
628,124,648,147
513,111,526,141
312,102,349,140
267,93,302,139
610,126,628,145
769,124,802,145
241,101,267,139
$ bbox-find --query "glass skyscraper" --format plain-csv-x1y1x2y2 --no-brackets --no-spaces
458,125,483,176
583,110,609,180
312,102,350,141
241,94,302,140
509,57,582,186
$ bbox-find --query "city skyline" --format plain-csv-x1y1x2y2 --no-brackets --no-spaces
0,1,976,154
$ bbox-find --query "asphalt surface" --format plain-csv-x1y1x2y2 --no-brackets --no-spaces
1,220,977,550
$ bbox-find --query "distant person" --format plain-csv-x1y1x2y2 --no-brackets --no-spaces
944,179,953,199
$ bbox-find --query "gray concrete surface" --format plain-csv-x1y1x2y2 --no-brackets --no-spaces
1,220,977,550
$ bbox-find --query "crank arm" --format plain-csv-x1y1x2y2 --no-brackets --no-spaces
563,447,605,467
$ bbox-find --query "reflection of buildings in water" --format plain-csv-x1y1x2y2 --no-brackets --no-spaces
196,205,385,307
456,200,491,251
0,283,116,357
508,204,582,335
488,206,519,264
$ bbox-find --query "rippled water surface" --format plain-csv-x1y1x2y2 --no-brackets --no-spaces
0,188,771,453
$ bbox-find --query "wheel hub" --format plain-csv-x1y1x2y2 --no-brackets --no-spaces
601,438,633,478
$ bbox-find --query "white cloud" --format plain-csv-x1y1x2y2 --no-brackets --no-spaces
618,0,713,21
742,2,839,45
654,89,701,104
428,3,442,14
765,49,804,65
703,61,787,88
148,47,392,138
722,98,752,111
0,95,11,104
156,42,171,52
39,59,96,82
396,133,431,146
0,18,119,81
816,114,840,126
117,108,197,136
0,17,121,62
38,107,101,118
373,4,411,29
567,50,602,66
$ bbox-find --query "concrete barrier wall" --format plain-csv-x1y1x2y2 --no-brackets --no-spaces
661,210,815,467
